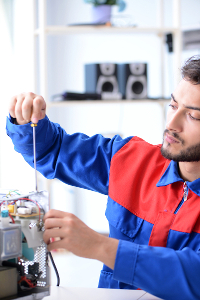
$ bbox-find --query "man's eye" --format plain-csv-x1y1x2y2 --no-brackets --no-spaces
189,114,200,121
169,104,177,109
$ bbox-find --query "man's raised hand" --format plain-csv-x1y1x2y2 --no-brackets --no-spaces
9,92,46,125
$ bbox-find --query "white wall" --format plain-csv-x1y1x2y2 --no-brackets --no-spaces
0,0,36,192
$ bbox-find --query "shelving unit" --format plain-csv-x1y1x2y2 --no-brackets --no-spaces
34,25,180,35
33,0,182,103
47,98,170,107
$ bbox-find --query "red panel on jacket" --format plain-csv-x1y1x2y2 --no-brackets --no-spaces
108,136,200,247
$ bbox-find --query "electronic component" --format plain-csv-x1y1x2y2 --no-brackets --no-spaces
0,225,21,260
8,204,15,213
0,267,18,298
17,207,32,215
0,189,50,300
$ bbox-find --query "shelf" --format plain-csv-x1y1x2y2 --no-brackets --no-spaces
47,99,170,108
34,25,179,36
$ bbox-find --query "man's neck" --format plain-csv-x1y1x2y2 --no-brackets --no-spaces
178,161,200,182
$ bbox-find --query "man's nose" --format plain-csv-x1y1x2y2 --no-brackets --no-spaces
166,109,183,132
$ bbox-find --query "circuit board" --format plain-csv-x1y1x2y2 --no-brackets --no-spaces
0,189,50,300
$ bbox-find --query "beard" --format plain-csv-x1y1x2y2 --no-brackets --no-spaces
161,129,200,162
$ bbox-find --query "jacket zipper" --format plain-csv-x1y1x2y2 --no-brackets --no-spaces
174,181,188,214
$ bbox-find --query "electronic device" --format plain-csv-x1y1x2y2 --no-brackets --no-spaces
85,63,122,99
117,63,148,99
52,91,101,101
0,189,50,300
52,91,122,101
166,33,173,52
182,28,200,50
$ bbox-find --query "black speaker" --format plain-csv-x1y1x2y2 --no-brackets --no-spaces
117,63,148,99
85,63,120,95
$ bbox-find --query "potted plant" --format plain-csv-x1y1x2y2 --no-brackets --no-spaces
84,0,126,24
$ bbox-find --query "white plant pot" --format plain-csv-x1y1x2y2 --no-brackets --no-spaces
91,5,112,24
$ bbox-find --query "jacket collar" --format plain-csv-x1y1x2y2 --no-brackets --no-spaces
157,160,200,197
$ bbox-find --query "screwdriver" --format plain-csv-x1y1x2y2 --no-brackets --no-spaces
31,123,38,192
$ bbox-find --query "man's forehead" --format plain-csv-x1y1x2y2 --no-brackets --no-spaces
173,79,200,106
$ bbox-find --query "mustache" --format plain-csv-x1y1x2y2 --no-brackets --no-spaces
164,129,185,144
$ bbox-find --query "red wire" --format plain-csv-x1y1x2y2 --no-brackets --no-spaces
9,213,15,223
0,200,15,206
18,276,36,288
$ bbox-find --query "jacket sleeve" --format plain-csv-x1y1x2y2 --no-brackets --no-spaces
6,115,131,195
113,239,200,300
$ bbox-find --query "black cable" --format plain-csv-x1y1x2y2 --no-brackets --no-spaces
48,252,60,286
2,260,25,276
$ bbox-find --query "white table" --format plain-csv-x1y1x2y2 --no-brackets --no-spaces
44,286,162,300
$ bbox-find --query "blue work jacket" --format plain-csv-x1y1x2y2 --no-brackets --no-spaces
6,115,200,300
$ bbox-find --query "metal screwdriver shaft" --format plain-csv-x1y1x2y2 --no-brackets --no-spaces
31,123,38,192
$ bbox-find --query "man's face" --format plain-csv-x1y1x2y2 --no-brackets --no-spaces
161,79,200,162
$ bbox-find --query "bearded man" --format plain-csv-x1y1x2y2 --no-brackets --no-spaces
6,56,200,300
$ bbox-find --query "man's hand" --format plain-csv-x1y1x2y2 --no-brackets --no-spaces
9,92,46,125
43,209,119,270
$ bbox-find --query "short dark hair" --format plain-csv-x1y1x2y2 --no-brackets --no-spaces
181,55,200,84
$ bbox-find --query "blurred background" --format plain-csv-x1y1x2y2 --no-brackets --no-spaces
0,0,200,288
